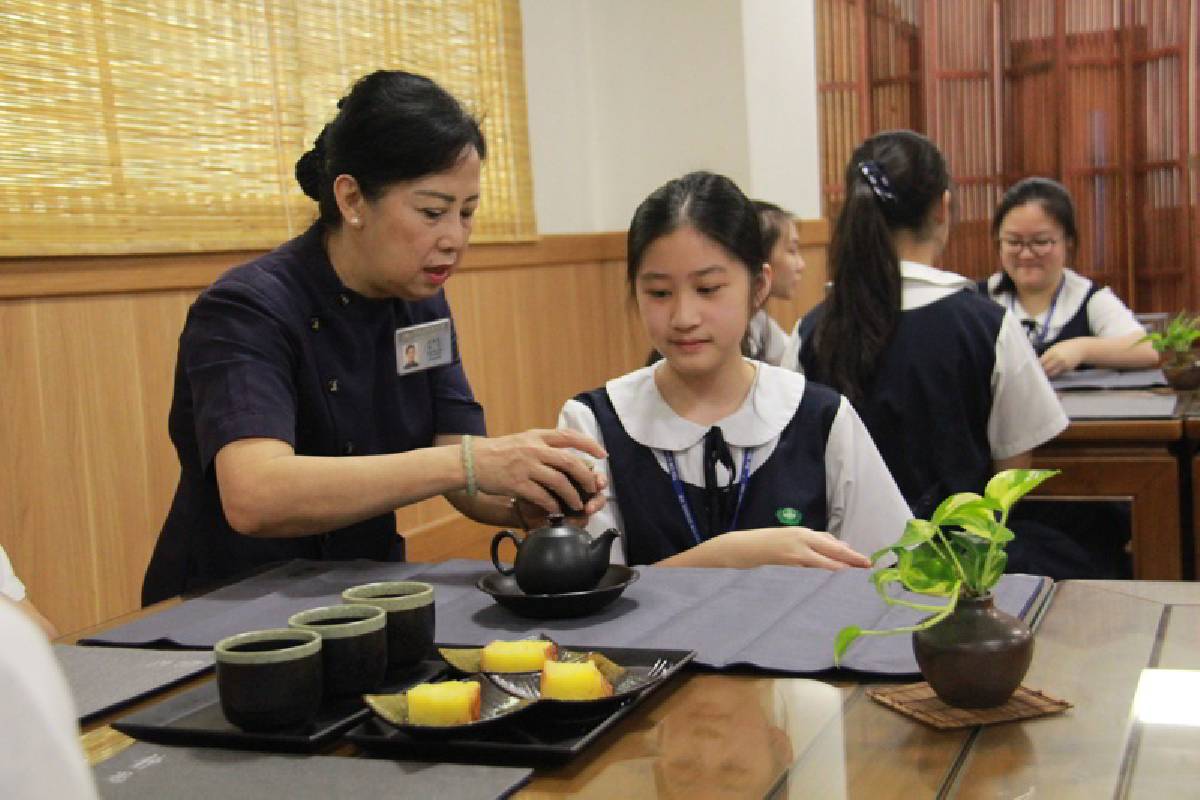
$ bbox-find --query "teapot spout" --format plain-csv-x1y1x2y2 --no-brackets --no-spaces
588,529,620,581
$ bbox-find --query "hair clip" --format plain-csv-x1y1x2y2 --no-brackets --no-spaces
858,160,898,205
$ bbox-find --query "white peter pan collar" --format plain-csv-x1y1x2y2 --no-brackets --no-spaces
900,260,975,310
605,360,807,452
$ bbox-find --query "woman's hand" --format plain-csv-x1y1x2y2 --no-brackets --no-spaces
471,429,608,516
1039,339,1088,377
661,527,872,570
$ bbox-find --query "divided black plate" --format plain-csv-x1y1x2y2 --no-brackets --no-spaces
477,565,639,619
113,660,446,754
347,645,694,765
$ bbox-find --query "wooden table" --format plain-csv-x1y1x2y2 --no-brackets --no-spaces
1032,391,1192,580
81,581,1200,798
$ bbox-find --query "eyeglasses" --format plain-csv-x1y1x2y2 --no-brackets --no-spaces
999,236,1059,256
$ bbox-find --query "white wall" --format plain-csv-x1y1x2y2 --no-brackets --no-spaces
521,0,822,234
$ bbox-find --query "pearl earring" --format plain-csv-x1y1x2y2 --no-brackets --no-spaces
350,217,361,227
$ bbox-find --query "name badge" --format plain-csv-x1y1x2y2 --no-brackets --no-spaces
395,318,452,374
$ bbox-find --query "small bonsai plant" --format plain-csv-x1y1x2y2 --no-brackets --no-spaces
1139,312,1200,367
833,468,1059,665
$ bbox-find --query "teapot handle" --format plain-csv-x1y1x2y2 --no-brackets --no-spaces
490,530,522,576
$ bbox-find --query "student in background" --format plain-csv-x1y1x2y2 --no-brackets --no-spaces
560,171,910,569
743,201,806,366
786,131,1100,579
1,543,57,638
980,177,1157,377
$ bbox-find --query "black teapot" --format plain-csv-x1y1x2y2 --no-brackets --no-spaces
490,515,620,595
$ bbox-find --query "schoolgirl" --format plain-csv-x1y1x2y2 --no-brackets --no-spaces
785,131,1105,578
981,177,1157,377
559,172,911,568
743,201,805,366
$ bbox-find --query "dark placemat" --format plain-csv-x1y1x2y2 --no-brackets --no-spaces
53,645,213,721
113,659,446,754
93,742,532,800
867,682,1072,729
83,559,1052,676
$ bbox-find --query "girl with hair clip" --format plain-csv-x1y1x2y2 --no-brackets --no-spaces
981,177,1157,377
742,201,805,366
784,130,1105,579
142,71,605,605
559,171,911,569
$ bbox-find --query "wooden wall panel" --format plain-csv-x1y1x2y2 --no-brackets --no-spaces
0,226,828,635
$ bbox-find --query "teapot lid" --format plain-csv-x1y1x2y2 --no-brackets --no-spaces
529,513,587,536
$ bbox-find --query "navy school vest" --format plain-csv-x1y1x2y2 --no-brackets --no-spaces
978,277,1102,356
574,383,839,566
799,290,1002,519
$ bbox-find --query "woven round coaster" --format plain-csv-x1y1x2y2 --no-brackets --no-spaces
867,683,1072,730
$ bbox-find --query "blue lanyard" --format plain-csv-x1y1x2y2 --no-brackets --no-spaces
663,448,753,546
1012,277,1064,349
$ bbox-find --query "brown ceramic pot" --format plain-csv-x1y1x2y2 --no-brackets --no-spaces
1161,354,1200,391
912,594,1033,708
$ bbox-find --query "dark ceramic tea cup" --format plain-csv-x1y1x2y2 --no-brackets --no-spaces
288,604,387,696
214,628,322,731
341,581,435,671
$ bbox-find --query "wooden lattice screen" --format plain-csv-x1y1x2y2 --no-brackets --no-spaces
816,0,1197,312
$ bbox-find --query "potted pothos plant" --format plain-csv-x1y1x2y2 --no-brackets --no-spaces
834,468,1059,708
1140,313,1200,390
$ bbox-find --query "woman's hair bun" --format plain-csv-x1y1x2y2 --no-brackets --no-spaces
294,147,324,201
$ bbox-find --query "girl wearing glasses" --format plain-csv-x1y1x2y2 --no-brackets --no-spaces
981,177,1157,377
558,171,910,569
784,132,1099,578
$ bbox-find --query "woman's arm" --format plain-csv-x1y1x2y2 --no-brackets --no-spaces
1039,332,1159,377
439,433,607,527
994,450,1032,473
215,428,606,537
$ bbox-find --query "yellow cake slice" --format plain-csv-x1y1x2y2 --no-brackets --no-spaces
539,659,614,701
405,680,482,726
479,640,558,672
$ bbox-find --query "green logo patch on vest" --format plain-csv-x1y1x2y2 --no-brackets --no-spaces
775,507,802,526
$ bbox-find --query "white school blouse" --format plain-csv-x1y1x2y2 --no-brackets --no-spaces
1,544,27,602
982,267,1144,341
0,601,99,799
558,361,912,564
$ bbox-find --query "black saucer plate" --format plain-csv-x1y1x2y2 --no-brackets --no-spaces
476,565,639,619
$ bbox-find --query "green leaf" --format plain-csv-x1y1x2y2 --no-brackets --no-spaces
868,519,938,564
955,518,1014,544
833,625,863,665
984,469,1060,512
982,548,1008,590
930,492,985,527
898,546,958,595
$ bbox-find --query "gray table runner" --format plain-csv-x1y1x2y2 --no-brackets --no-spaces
94,742,531,800
82,559,1050,675
53,645,213,721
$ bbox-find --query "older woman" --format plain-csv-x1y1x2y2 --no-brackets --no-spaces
143,71,604,604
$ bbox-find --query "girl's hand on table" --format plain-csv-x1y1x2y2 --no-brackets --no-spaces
1039,339,1087,377
665,527,872,570
472,429,607,516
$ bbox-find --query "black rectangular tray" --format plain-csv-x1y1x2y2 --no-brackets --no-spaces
112,660,446,754
346,645,695,766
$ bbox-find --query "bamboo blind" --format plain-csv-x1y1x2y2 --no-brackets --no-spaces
816,0,1197,311
0,0,535,257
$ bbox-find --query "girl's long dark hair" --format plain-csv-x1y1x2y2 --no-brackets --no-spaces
811,130,949,404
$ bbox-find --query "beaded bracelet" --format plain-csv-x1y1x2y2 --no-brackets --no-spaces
461,435,478,496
